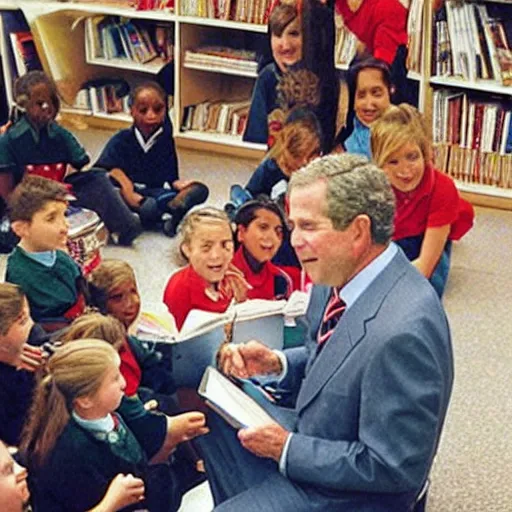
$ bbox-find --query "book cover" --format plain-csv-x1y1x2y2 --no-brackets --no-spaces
9,31,42,77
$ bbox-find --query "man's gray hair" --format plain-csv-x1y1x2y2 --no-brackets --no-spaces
289,153,395,244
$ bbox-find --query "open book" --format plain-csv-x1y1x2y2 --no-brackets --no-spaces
198,366,277,429
136,291,310,389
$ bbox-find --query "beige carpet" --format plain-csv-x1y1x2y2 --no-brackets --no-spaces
2,127,511,511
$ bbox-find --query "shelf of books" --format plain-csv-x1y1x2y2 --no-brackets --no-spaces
430,0,512,208
174,20,265,157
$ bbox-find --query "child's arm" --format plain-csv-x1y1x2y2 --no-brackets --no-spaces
87,474,145,512
109,167,144,208
413,224,451,278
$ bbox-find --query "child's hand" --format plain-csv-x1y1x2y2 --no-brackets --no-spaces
172,179,195,190
17,344,45,372
170,412,209,444
100,474,145,511
220,264,252,303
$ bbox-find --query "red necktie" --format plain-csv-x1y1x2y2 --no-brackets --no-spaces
317,288,346,345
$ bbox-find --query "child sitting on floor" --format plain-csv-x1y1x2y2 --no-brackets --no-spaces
6,176,86,330
21,339,206,512
338,56,393,159
232,198,298,299
0,282,48,447
163,207,250,331
227,107,322,217
371,103,474,297
0,70,140,246
95,81,209,237
60,313,207,492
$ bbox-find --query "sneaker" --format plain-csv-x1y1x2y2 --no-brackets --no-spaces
117,223,142,246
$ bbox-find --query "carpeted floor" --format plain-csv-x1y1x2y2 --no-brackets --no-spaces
2,127,511,511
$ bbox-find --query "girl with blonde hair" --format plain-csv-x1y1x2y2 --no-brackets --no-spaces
20,339,203,512
371,103,474,296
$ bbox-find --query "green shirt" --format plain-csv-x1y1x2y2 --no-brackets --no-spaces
6,246,82,321
0,116,90,183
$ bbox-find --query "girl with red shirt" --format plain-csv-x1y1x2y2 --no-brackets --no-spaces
371,104,474,297
163,207,250,331
233,199,298,300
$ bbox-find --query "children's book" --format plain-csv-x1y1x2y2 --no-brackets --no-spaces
136,291,310,389
198,366,297,430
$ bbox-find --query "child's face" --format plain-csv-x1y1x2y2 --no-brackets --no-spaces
183,223,234,285
26,83,57,129
84,360,126,418
0,444,30,512
0,299,33,360
382,142,425,193
271,18,302,72
106,279,141,329
13,200,68,252
238,209,284,263
354,68,391,127
131,88,166,139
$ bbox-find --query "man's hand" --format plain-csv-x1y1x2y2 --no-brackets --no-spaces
218,340,282,379
238,423,290,462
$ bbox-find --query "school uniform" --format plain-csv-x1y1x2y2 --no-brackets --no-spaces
232,247,294,300
0,116,140,239
30,413,181,512
0,362,36,446
6,247,85,323
163,266,233,331
393,165,474,296
243,63,281,146
245,158,289,200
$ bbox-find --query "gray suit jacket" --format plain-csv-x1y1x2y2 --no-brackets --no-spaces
279,248,453,507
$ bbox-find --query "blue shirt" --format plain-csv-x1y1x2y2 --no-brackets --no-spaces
344,117,372,160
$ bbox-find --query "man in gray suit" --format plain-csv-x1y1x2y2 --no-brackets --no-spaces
200,153,454,511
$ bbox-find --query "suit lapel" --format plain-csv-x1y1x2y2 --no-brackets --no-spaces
296,250,408,412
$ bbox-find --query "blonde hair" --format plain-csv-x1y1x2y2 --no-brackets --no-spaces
371,103,432,168
179,207,233,262
270,108,322,177
59,313,126,351
0,283,25,335
21,339,119,469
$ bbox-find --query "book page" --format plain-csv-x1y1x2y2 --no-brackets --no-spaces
198,367,276,429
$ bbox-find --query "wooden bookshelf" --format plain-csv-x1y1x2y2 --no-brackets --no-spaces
427,0,512,210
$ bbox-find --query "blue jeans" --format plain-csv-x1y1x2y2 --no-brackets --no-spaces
395,236,452,298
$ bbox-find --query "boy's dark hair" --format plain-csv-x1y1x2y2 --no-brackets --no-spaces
347,56,393,97
129,81,167,108
7,175,69,222
13,70,60,114
234,196,288,232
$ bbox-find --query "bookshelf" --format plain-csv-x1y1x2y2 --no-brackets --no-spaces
0,0,267,159
427,0,512,209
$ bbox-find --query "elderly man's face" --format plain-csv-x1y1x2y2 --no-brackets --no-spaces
289,180,358,287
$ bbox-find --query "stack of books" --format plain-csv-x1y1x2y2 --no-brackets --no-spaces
184,46,257,74
432,0,512,86
432,90,512,188
181,0,271,24
334,19,357,69
181,99,251,136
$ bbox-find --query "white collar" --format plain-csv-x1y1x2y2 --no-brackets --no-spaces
134,126,164,153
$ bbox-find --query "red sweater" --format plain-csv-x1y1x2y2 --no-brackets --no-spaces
335,0,408,64
163,266,233,331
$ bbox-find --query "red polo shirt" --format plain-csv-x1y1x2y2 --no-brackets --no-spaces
163,266,233,331
392,165,474,242
335,0,408,64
